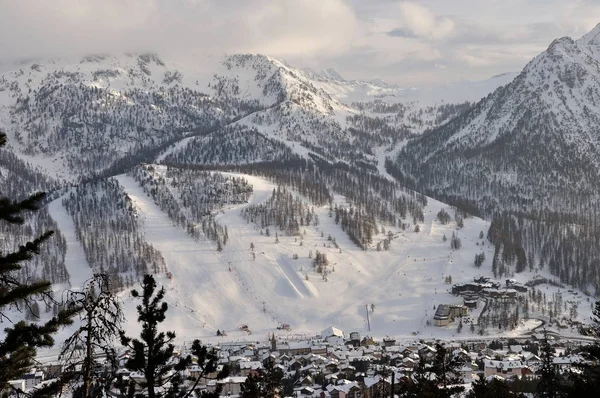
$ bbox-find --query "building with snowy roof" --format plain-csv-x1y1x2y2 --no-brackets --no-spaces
321,326,345,340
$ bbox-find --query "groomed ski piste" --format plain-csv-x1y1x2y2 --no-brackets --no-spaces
31,168,593,354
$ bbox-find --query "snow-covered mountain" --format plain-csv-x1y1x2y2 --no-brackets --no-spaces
4,50,558,344
305,67,516,106
0,52,511,180
390,24,600,295
392,23,600,214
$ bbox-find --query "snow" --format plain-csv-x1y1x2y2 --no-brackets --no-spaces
115,174,275,338
75,172,589,344
0,46,596,355
155,136,194,162
16,169,593,364
306,69,517,107
47,196,93,290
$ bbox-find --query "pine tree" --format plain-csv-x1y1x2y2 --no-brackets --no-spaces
240,374,263,398
431,343,465,397
400,356,437,397
566,301,600,394
0,132,78,391
239,361,283,398
536,330,563,398
119,275,226,397
59,274,124,398
468,376,521,398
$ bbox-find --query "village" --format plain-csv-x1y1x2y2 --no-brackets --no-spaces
10,323,595,397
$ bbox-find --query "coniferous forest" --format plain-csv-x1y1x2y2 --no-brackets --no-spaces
62,178,166,290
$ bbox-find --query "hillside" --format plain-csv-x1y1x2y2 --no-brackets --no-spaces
2,50,577,345
391,24,600,214
0,53,511,179
35,167,592,345
390,24,600,295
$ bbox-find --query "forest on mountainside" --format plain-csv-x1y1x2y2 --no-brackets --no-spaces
0,147,68,285
131,165,253,251
163,156,427,251
62,178,166,291
241,185,317,236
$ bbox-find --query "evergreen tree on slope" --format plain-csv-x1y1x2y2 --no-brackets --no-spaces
0,132,78,393
119,274,228,397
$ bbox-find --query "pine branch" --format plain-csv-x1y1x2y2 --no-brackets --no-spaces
0,306,79,359
0,192,47,224
0,281,51,308
0,231,55,275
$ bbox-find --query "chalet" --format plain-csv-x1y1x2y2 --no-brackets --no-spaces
289,359,304,372
553,356,584,371
312,345,328,356
523,353,542,368
363,376,391,398
325,374,339,384
295,376,314,387
192,364,224,384
298,386,316,396
484,360,524,378
401,347,416,357
401,357,416,369
327,381,362,398
323,362,339,374
452,348,470,361
418,345,437,360
239,361,262,376
262,352,278,366
279,354,292,364
278,341,312,356
460,364,477,382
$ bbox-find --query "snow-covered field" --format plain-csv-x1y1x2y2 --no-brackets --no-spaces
37,172,594,348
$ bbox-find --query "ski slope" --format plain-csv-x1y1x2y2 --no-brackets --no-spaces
29,172,593,348
47,197,93,290
115,174,275,339
104,172,594,343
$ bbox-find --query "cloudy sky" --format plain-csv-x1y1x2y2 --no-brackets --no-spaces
1,0,599,86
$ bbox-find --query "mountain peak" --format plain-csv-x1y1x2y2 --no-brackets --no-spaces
324,68,345,81
546,36,575,54
578,22,600,46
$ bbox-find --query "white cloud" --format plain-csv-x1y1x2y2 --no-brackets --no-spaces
0,0,361,60
1,0,600,87
396,2,455,40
